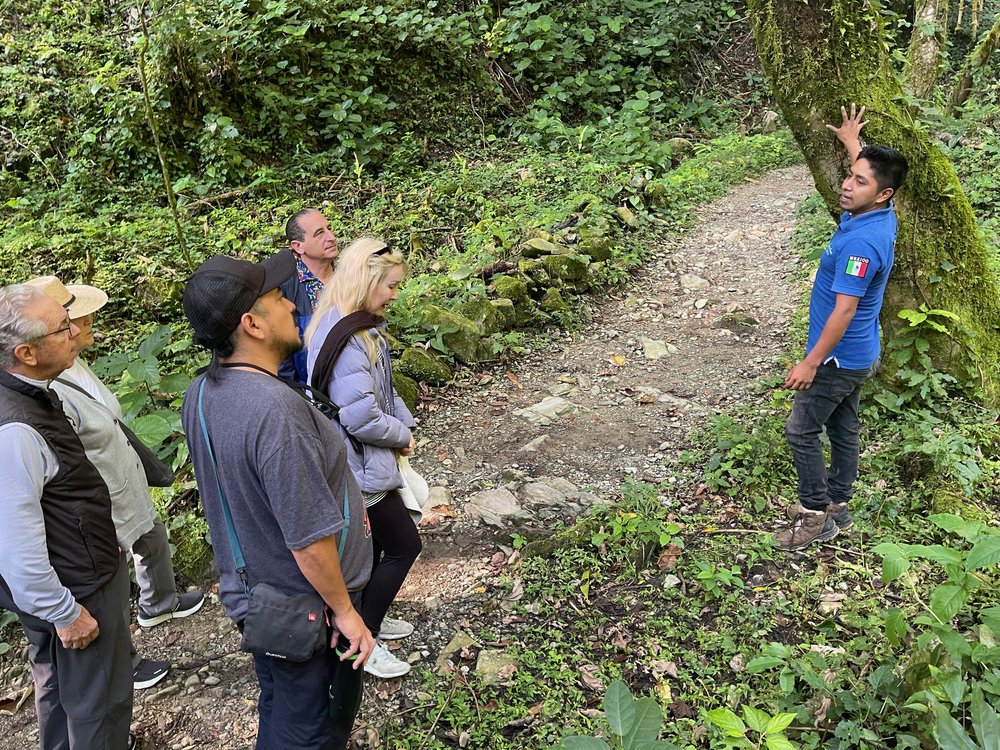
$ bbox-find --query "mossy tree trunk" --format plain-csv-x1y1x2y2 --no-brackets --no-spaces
904,0,948,99
748,0,1000,403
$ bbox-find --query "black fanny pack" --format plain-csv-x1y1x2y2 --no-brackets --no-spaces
241,583,327,662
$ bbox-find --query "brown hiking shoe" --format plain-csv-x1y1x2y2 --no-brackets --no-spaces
786,502,853,531
773,506,838,551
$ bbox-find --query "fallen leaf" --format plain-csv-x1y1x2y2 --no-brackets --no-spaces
609,354,627,366
459,731,471,748
657,543,683,570
578,664,605,692
506,373,523,389
671,701,696,719
639,395,657,404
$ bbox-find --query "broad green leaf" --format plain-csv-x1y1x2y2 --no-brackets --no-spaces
884,608,908,646
129,413,176,447
138,324,172,359
902,544,964,567
779,667,796,693
622,697,662,749
745,656,785,673
706,708,746,737
604,680,635,736
983,607,1000,635
930,583,970,622
873,542,910,582
932,701,978,750
966,538,1000,571
742,706,769,733
765,735,796,750
126,357,160,387
158,372,192,394
557,738,610,750
765,713,796,734
971,686,1000,750
940,670,966,706
929,514,988,541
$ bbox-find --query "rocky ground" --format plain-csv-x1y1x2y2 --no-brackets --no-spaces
0,166,814,749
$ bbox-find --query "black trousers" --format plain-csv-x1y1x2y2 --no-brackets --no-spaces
360,490,422,634
0,555,132,750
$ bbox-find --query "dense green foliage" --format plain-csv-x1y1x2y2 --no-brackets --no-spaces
1,0,752,202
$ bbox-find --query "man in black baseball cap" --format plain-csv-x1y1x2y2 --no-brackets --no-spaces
180,253,374,749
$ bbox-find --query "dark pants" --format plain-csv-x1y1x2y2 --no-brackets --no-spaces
250,594,364,750
360,490,422,634
0,556,133,750
786,362,874,511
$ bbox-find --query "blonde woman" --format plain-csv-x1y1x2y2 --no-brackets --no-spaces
305,238,420,680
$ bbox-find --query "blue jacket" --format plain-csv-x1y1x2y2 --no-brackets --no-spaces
306,308,416,494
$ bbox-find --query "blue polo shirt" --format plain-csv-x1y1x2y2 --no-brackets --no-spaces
806,204,897,369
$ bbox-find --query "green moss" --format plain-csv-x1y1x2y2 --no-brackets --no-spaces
398,347,453,385
393,373,420,413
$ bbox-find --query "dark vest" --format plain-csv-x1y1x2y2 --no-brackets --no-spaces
0,369,120,601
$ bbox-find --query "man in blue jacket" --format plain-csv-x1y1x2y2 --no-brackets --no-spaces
775,104,909,552
279,208,339,382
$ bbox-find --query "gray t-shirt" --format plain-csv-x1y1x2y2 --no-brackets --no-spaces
181,368,372,622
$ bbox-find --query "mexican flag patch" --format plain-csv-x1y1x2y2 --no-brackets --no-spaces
845,256,870,278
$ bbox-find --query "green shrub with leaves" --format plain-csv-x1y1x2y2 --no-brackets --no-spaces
555,680,681,750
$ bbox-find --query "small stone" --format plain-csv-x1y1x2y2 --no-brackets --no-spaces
664,575,681,589
519,435,550,453
475,650,519,685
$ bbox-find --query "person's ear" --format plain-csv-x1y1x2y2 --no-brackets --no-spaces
878,186,895,203
238,311,267,341
12,341,38,367
290,240,304,256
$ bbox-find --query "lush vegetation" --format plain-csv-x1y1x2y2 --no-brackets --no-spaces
1,0,999,747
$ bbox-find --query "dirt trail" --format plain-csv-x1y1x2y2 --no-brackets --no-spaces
0,166,815,750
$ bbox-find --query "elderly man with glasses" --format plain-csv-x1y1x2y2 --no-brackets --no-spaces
0,284,133,750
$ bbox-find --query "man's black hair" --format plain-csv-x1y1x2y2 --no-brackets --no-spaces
285,208,320,243
858,145,909,195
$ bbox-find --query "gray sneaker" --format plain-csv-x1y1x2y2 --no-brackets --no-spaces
377,616,414,641
774,506,838,551
786,503,853,531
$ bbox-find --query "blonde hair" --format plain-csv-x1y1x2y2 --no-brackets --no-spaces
305,237,407,365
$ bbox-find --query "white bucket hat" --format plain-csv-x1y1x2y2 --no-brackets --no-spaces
24,275,109,319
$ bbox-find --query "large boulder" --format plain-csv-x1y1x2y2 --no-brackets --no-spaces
398,347,452,385
417,305,490,364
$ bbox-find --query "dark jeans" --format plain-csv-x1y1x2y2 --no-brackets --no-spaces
251,593,365,750
786,362,874,511
0,555,132,750
360,490,422,634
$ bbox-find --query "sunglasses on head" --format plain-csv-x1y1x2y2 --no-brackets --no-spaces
373,246,392,257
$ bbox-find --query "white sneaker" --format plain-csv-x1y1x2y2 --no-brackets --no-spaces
377,616,414,641
364,641,411,679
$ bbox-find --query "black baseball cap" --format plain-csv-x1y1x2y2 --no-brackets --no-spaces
182,252,295,349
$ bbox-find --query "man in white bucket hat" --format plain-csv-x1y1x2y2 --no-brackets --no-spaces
26,275,205,691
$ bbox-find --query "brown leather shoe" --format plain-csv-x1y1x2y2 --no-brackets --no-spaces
774,506,838,551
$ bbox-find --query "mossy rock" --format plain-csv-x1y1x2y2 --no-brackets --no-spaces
541,254,591,286
717,312,760,331
521,237,569,258
418,304,490,364
492,275,536,326
461,295,514,335
489,298,516,330
165,514,216,581
540,287,571,318
399,346,453,385
394,373,420,412
577,215,616,262
518,259,551,290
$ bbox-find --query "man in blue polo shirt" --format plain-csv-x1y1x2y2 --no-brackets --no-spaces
775,104,909,551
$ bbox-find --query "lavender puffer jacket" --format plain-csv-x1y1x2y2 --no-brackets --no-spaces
306,308,415,494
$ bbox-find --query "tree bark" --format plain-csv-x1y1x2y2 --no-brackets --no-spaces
950,10,1000,111
904,0,948,99
748,0,1000,403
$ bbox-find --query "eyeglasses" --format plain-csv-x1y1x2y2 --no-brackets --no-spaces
32,322,73,341
373,246,392,257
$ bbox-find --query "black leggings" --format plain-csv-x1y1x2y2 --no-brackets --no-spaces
360,490,422,635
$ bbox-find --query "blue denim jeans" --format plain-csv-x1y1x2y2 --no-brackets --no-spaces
785,362,874,511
